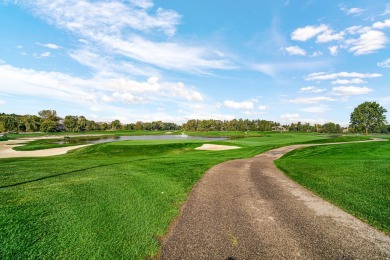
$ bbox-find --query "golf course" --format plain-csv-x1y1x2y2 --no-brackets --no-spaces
1,132,388,259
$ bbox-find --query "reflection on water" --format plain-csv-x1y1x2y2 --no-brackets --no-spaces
55,135,227,145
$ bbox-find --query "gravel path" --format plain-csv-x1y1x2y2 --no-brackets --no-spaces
160,142,390,259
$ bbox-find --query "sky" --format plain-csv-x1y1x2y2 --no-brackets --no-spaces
0,0,389,126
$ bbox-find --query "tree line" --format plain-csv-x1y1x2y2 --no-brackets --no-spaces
0,110,181,133
1,102,388,134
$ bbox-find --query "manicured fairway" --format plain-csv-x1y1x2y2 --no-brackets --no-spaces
275,139,390,234
0,133,378,259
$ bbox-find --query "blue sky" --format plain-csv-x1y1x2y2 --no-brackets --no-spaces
0,0,389,125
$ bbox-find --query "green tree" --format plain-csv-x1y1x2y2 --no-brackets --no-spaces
64,115,78,132
40,120,58,132
38,110,58,121
350,101,387,135
110,120,122,130
77,116,87,132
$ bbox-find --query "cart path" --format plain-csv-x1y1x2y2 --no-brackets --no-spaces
160,141,390,259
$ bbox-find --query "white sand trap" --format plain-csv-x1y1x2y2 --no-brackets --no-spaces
0,136,92,158
195,144,241,151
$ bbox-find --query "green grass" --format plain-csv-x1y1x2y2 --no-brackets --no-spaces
0,133,383,259
275,139,390,234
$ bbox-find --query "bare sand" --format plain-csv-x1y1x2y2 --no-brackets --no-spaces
0,136,91,158
195,144,241,151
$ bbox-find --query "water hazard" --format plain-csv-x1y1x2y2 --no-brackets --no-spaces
54,135,228,145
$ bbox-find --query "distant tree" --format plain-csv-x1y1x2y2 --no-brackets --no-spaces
99,122,109,130
40,120,58,132
110,120,122,130
64,116,78,132
322,122,338,133
38,110,58,121
350,101,387,135
77,116,87,132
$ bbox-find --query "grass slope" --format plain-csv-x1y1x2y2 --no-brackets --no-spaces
0,133,377,259
275,139,390,234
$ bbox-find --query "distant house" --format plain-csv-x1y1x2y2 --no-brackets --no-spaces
272,126,287,132
57,120,65,132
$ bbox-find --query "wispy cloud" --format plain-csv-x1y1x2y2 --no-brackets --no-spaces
39,43,61,49
331,86,373,96
377,58,390,68
0,63,204,109
280,113,326,124
304,72,382,81
223,100,255,110
300,105,330,114
284,46,307,56
15,0,233,74
341,7,365,16
291,24,329,41
331,78,366,84
253,60,330,78
300,86,326,93
289,96,336,104
348,30,388,55
33,51,52,58
328,46,338,56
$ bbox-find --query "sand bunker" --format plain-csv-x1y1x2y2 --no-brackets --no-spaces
0,136,91,159
195,144,241,151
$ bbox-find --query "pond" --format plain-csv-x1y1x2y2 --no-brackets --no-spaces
54,134,228,145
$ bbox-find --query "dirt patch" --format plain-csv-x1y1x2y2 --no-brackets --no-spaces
195,144,241,151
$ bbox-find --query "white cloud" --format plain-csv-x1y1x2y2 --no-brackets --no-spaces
280,113,300,121
280,113,326,124
344,26,364,35
33,52,52,58
341,7,365,16
285,46,307,56
289,96,336,104
99,36,234,73
328,46,338,56
348,30,388,55
0,64,204,108
331,86,373,96
0,100,5,105
304,72,382,81
377,58,390,68
300,106,330,114
291,24,329,41
300,86,326,93
310,51,322,57
41,43,61,49
317,31,344,43
258,105,268,110
383,4,390,15
112,92,150,104
68,48,159,77
14,0,233,74
372,20,390,29
223,100,255,110
25,0,181,37
129,0,154,9
331,78,366,84
252,60,330,78
40,52,51,57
